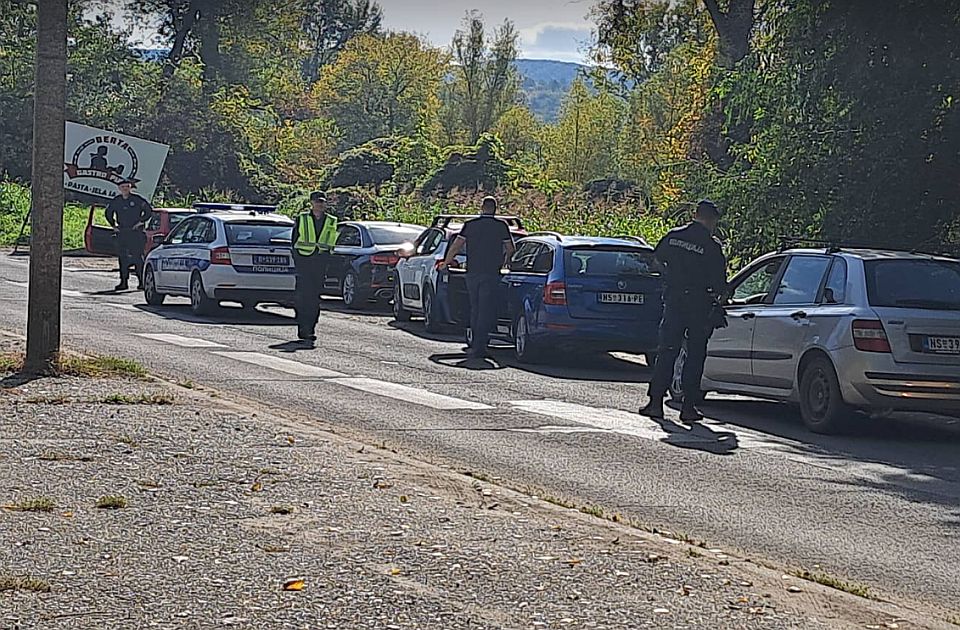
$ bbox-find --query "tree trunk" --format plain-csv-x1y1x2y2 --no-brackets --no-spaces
25,0,67,374
163,1,198,79
702,0,755,69
194,0,221,85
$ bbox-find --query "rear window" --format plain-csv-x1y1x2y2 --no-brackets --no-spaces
864,259,960,310
565,247,660,277
225,221,292,246
368,225,423,246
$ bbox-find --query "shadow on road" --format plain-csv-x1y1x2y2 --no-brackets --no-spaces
429,352,505,371
269,340,315,353
651,416,739,456
135,304,293,326
0,372,39,389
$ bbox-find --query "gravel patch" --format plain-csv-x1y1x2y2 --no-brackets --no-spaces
0,343,942,629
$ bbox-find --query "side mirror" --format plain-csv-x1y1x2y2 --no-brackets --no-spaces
152,233,165,245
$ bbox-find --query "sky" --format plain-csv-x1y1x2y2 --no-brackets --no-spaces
376,0,596,63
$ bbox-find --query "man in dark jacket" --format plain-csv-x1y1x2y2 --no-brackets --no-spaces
105,179,152,291
640,200,727,422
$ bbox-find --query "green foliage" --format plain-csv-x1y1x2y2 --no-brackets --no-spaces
422,134,510,195
0,182,87,250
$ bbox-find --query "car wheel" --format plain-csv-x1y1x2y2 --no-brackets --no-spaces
189,272,215,315
423,286,443,333
393,279,412,322
799,356,849,434
514,314,542,363
342,270,367,309
143,266,165,306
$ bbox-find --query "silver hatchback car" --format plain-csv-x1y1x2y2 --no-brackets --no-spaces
674,246,960,433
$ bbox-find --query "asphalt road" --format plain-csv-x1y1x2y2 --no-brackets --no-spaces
2,253,959,618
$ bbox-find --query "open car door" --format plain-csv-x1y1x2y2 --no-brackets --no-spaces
84,205,116,256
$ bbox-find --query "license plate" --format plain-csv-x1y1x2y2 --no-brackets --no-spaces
598,292,644,305
923,336,960,354
252,254,289,266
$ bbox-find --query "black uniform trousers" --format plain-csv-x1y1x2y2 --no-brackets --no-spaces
117,229,146,284
466,272,500,357
648,293,714,405
293,252,330,337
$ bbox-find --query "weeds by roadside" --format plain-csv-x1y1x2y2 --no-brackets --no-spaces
791,569,873,599
95,495,128,510
3,497,55,512
102,392,175,405
0,352,147,379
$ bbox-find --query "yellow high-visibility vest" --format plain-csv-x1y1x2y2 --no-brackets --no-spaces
294,212,337,256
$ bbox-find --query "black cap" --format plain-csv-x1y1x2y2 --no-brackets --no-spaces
118,178,135,186
310,191,326,203
696,199,721,217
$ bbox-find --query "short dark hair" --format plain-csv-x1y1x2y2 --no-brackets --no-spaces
309,191,326,203
695,199,721,218
481,196,497,213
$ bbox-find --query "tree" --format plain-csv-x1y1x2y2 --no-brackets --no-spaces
300,0,382,83
541,79,625,185
314,33,447,149
26,0,67,373
441,13,520,144
701,0,754,69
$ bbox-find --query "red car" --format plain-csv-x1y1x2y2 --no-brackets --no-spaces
84,205,196,257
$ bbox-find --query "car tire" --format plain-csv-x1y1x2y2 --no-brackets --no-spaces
514,314,542,364
342,270,367,310
143,266,165,306
423,286,443,333
799,355,849,434
189,272,215,316
393,279,412,322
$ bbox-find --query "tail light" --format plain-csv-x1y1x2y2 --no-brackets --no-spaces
852,319,891,352
211,246,232,265
543,281,567,306
372,253,400,266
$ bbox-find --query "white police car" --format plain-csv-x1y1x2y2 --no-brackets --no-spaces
143,203,296,314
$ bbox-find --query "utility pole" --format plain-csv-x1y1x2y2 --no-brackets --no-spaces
25,0,68,374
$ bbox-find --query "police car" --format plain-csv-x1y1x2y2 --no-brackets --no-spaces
143,203,295,314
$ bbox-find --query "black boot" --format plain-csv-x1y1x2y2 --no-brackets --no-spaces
680,405,703,423
639,396,665,419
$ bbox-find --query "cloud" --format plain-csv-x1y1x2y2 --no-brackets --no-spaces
518,22,594,63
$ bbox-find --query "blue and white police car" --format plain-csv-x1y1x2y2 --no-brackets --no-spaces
143,203,296,314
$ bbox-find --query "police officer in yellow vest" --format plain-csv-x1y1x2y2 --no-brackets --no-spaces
291,191,338,341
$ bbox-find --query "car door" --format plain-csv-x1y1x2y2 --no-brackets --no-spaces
402,228,443,309
152,217,196,291
328,223,364,293
704,256,787,386
161,217,209,292
751,254,833,393
504,241,550,332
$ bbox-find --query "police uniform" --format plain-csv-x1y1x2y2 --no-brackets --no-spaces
105,192,153,288
646,217,727,415
292,209,338,340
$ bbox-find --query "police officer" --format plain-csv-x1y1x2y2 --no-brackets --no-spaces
640,200,727,422
105,179,152,291
291,191,338,342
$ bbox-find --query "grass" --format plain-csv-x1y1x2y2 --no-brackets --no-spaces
946,615,960,627
95,495,128,510
101,392,174,405
580,505,605,518
115,434,140,448
38,451,92,462
791,570,873,599
0,352,147,379
0,181,87,250
269,505,295,515
0,576,51,593
4,497,56,512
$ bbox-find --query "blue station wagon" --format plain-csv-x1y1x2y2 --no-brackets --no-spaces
482,234,665,362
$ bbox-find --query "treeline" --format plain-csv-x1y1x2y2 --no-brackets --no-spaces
1,0,957,260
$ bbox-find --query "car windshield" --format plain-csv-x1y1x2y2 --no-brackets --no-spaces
564,247,660,277
225,221,292,246
368,225,423,246
864,259,960,310
168,212,192,229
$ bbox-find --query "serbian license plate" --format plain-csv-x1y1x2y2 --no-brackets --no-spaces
923,336,960,354
252,254,289,266
598,292,644,305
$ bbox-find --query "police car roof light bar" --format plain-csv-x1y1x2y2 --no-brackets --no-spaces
194,202,277,214
430,214,525,230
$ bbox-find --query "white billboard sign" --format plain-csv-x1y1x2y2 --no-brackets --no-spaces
63,122,169,202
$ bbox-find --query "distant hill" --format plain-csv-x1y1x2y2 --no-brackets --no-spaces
514,59,587,123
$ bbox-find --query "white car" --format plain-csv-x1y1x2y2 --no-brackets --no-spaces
674,245,960,433
143,204,295,314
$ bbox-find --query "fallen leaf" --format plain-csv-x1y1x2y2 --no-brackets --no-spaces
566,558,583,566
251,482,263,493
399,495,408,503
286,436,295,445
62,511,74,518
388,567,401,576
282,578,304,591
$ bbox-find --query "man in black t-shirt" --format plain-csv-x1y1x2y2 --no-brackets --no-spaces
439,196,516,359
105,180,153,291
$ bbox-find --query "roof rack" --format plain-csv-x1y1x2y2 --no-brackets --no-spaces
430,214,525,230
194,202,277,215
527,231,563,241
777,236,943,256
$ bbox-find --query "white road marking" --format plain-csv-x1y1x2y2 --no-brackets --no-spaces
214,352,345,378
329,377,492,410
137,333,227,348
